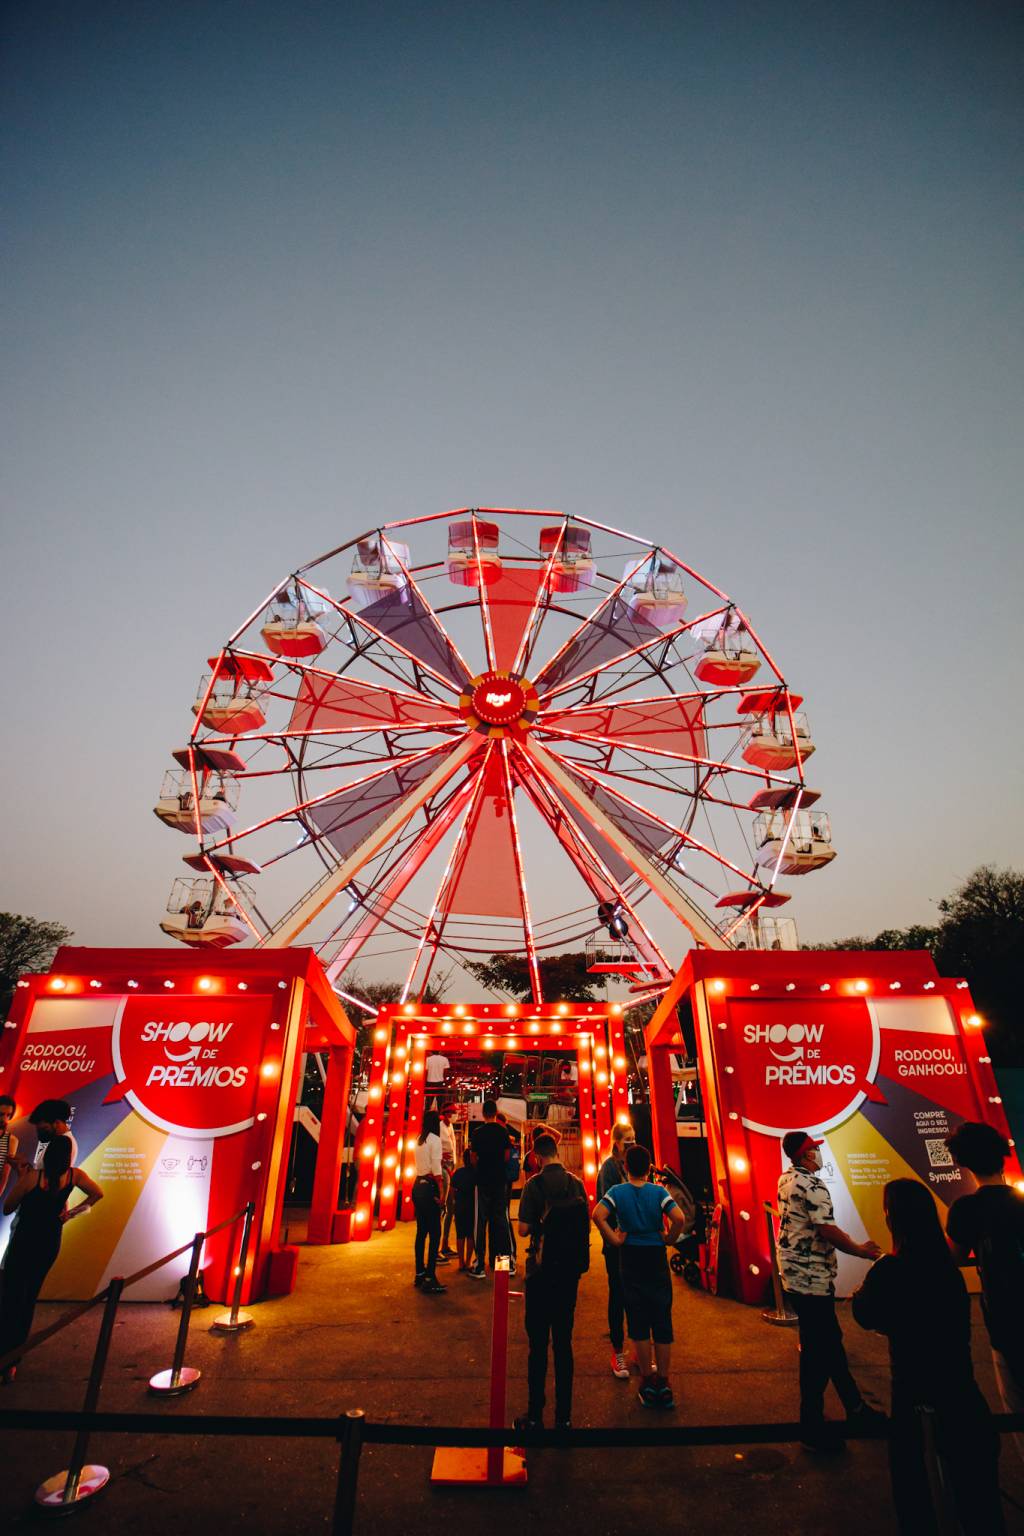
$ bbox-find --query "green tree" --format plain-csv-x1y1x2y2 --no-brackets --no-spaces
463,951,601,1002
0,913,72,1020
934,866,1024,1067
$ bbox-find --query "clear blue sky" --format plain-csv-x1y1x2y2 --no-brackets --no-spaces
2,1,1022,967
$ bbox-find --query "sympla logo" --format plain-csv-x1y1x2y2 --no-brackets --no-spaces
106,996,268,1139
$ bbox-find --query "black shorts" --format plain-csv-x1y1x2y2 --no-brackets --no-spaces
620,1244,673,1344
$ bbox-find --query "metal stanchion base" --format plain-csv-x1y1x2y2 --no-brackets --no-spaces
430,1448,528,1486
209,1310,254,1333
35,1464,110,1512
761,1307,799,1326
148,1366,202,1395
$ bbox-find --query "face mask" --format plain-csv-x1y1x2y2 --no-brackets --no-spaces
808,1148,823,1170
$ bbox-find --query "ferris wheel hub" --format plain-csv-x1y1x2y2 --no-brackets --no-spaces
461,671,540,736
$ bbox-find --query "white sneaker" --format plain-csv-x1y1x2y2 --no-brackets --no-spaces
610,1350,630,1380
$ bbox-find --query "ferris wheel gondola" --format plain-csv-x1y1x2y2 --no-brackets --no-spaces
156,507,837,994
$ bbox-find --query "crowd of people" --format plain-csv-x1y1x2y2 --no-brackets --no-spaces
0,1096,104,1384
411,1102,1023,1526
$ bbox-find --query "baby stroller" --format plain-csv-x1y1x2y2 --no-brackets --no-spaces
654,1165,707,1289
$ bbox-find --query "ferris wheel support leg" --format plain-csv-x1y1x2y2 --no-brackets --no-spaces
523,738,731,953
261,735,480,950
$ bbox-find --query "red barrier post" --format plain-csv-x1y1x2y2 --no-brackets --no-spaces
431,1256,527,1487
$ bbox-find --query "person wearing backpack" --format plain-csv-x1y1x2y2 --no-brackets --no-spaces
593,1143,687,1409
513,1132,590,1431
945,1120,1024,1456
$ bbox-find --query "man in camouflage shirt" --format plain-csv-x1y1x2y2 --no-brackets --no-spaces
777,1130,883,1453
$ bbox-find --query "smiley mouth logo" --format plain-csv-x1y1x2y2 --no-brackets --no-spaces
770,1045,805,1063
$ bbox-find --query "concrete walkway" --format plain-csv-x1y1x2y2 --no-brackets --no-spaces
1,1215,1022,1533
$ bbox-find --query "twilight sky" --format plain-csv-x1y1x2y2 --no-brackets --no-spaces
2,1,1022,975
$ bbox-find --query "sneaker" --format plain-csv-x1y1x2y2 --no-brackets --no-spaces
845,1402,887,1434
421,1278,447,1294
638,1376,660,1409
413,1272,426,1288
438,1247,455,1259
655,1376,675,1410
800,1425,845,1456
610,1350,630,1380
435,1254,452,1266
467,1264,487,1280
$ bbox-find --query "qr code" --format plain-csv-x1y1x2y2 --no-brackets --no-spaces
926,1139,953,1168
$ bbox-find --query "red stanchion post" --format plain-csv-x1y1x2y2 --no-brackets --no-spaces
35,1277,123,1512
149,1232,204,1395
431,1256,527,1487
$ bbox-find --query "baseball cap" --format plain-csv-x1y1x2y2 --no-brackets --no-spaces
782,1130,823,1161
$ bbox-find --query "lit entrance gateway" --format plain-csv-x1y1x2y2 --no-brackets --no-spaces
346,1000,631,1239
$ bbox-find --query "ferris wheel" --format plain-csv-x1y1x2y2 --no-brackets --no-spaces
154,507,836,1002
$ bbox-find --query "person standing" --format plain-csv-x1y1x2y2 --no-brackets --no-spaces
0,1135,103,1382
593,1143,686,1409
27,1100,78,1169
449,1147,477,1270
0,1096,20,1199
514,1133,590,1430
852,1179,1005,1534
944,1120,1024,1451
776,1130,883,1453
437,1110,457,1259
468,1100,512,1279
596,1120,635,1379
411,1111,446,1294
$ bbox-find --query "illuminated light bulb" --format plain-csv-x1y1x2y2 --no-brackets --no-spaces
585,1163,596,1177
260,1062,278,1079
383,1154,395,1168
455,1005,466,1016
238,981,248,990
854,980,869,993
979,1056,992,1065
369,1086,382,1102
382,1185,394,1199
483,1037,495,1049
403,1003,415,1014
594,1045,606,1059
580,1060,590,1073
740,1210,750,1221
413,1062,423,1074
549,1024,560,1033
463,1023,475,1034
396,1138,404,1153
270,1022,280,1031
785,983,796,993
710,980,726,994
731,1155,748,1173
361,1144,376,1159
505,1004,518,1015
614,1056,626,1069
529,1023,540,1034
728,1112,739,1121
395,1046,407,1060
820,984,831,993
374,1028,387,1043
749,983,760,992
989,1096,1003,1105
163,980,174,990
89,979,101,989
405,1165,416,1179
277,981,287,989
234,1266,242,1277
16,979,29,989
506,1038,519,1048
251,1161,262,1171
1015,1181,1024,1196
923,981,935,990
442,1022,453,1034
558,1003,569,1015
889,982,901,991
616,1115,631,1126
967,1014,983,1028
748,1264,761,1276
391,1072,405,1088
583,1135,594,1148
256,1112,267,1122
718,1021,727,1030
610,1003,622,1015
128,979,138,988
956,981,969,990
197,977,213,991
49,977,67,991
724,1066,735,1075
597,1072,608,1086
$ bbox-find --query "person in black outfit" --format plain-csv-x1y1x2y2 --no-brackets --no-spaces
944,1120,1024,1453
514,1133,590,1430
411,1110,446,1294
468,1100,512,1279
852,1178,1005,1535
0,1135,103,1382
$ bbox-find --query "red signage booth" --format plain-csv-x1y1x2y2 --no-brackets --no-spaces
645,949,1022,1304
0,948,356,1303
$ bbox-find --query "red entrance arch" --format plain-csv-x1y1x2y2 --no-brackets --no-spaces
345,1000,631,1240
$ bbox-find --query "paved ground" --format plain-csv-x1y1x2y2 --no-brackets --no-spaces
1,1213,1022,1533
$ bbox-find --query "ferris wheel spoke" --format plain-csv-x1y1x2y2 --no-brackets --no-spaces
508,515,567,676
555,756,765,893
380,534,477,683
300,575,468,697
498,739,543,1002
535,602,729,707
512,745,672,978
524,736,729,949
258,733,481,949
